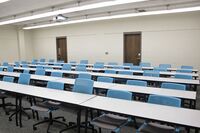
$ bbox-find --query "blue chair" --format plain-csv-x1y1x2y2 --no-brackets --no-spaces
31,81,67,132
126,80,147,86
181,65,193,69
22,64,28,68
72,78,94,94
159,64,171,68
108,62,118,65
95,62,104,65
174,74,192,79
93,63,104,69
35,68,45,76
118,71,133,75
123,63,133,67
2,62,9,66
0,76,15,114
112,66,124,69
23,69,30,74
0,67,4,71
140,62,151,67
75,66,87,72
49,59,54,62
78,73,92,79
7,66,14,72
161,83,186,91
21,61,27,64
154,67,167,72
97,77,113,83
36,65,43,69
57,60,64,63
18,73,30,85
104,69,116,74
137,95,181,133
91,90,133,133
130,66,142,70
69,61,76,64
177,69,192,73
62,64,71,71
40,58,45,62
80,60,88,64
44,66,53,70
51,72,63,77
14,61,20,67
53,63,62,66
143,70,160,77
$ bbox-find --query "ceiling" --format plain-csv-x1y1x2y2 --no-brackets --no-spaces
0,0,200,27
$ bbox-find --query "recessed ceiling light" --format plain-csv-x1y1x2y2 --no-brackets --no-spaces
0,0,10,4
0,0,147,25
23,6,200,30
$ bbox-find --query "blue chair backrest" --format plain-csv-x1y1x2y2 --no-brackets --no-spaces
7,66,14,72
108,62,118,65
174,74,192,79
143,70,160,77
3,76,14,82
57,60,64,63
44,66,53,70
112,66,124,69
18,73,30,85
94,64,104,69
140,62,151,67
69,61,76,64
62,64,71,70
154,67,167,72
97,77,113,83
159,64,171,68
0,67,3,71
181,65,193,69
51,72,63,77
2,62,9,66
40,58,45,62
104,69,116,74
54,63,62,66
130,66,142,70
75,66,87,72
15,62,20,67
78,73,92,79
123,63,133,67
80,60,88,64
35,68,45,76
36,65,44,69
47,81,64,90
22,64,28,68
177,69,192,73
148,95,181,107
118,71,133,75
107,90,132,100
95,62,104,65
49,59,54,62
126,80,147,86
21,61,27,64
161,83,186,91
23,69,30,74
73,78,94,94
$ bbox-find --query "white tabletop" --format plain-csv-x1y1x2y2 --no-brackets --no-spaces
0,81,95,105
81,96,200,128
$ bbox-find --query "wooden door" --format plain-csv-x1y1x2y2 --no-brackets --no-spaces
124,33,141,65
56,37,67,62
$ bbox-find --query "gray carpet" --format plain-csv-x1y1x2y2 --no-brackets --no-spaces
0,85,199,133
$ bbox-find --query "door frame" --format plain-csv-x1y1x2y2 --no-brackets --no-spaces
123,32,142,63
56,36,67,62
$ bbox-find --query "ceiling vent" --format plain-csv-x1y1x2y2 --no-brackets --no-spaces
53,14,68,22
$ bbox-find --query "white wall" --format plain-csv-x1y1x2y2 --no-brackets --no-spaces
30,11,200,69
0,26,19,63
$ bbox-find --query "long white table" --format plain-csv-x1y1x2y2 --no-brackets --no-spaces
81,96,200,129
0,71,196,101
2,66,199,85
6,64,199,78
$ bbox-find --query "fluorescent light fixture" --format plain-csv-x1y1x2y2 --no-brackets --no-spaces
0,0,9,4
23,6,200,30
0,0,147,25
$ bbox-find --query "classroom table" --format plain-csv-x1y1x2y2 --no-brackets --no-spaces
81,96,200,132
